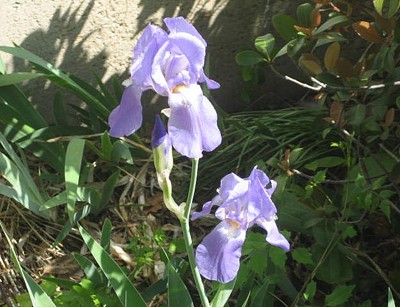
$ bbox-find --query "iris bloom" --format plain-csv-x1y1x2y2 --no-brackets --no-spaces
109,17,221,158
192,167,290,283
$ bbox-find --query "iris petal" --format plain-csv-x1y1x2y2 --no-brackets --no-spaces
164,16,207,47
198,70,220,89
109,85,143,137
131,24,167,90
218,173,248,202
151,41,172,95
191,195,223,220
168,33,206,83
195,219,246,283
168,84,221,158
247,175,277,224
257,218,290,252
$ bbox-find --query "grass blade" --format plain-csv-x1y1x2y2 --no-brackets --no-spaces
73,253,106,287
0,222,56,307
211,279,236,307
100,218,112,252
54,205,91,245
78,224,146,307
65,138,85,223
167,261,194,307
0,46,109,117
40,186,100,211
0,84,47,132
0,132,47,217
0,72,45,86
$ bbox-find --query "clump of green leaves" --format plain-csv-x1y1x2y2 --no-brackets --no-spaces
233,0,400,305
237,0,400,144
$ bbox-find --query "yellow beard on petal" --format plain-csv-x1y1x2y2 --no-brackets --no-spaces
172,84,186,93
226,219,242,239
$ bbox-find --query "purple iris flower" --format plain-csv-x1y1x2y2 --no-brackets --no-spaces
109,17,221,158
192,167,290,283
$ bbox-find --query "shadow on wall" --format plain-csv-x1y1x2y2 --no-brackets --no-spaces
13,1,113,123
14,0,306,124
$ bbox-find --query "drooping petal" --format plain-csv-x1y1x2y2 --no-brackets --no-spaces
198,70,220,89
191,195,223,221
168,84,221,158
109,85,143,137
131,24,168,90
198,94,222,151
195,219,246,283
256,218,290,252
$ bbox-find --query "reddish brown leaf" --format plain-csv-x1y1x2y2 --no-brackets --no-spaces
311,8,322,27
352,21,385,43
277,149,294,176
329,100,346,127
294,25,313,36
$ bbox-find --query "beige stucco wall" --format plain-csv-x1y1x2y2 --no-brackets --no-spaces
1,0,304,117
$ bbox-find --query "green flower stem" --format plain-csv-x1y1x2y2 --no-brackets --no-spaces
183,158,199,220
180,158,210,307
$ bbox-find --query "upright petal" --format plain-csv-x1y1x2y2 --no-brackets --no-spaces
109,85,143,137
168,33,206,83
165,17,218,88
247,166,270,187
218,173,248,202
195,219,246,283
250,167,277,196
164,16,207,47
131,24,168,90
247,175,277,225
168,84,221,158
257,218,290,252
151,41,172,95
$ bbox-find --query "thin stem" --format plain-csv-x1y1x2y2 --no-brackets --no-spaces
184,158,199,220
269,64,400,92
181,158,210,307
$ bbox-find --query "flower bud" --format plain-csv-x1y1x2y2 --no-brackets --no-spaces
152,116,182,218
152,115,173,180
